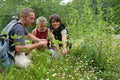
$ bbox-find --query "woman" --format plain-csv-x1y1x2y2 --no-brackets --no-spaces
32,16,58,58
49,14,68,55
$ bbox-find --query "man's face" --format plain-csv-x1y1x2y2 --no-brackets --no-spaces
24,12,35,27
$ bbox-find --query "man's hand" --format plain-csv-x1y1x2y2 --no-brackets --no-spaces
38,40,48,47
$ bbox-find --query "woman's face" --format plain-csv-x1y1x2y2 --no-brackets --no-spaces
51,19,60,30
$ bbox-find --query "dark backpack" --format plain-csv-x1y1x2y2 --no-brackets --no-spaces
0,20,18,71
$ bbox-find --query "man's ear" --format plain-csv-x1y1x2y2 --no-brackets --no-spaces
21,14,25,18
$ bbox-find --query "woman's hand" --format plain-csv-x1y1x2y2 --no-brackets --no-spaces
61,48,68,55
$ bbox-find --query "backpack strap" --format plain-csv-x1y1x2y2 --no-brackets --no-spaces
0,20,18,61
1,19,18,35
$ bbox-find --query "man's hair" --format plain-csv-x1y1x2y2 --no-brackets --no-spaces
20,8,35,17
36,16,47,24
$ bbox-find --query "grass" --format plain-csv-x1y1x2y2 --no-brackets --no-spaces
0,33,120,80
1,0,120,79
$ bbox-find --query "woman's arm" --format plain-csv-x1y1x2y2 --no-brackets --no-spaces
61,29,68,55
62,34,67,49
48,29,59,50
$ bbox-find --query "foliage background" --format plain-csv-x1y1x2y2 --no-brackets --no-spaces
0,0,120,33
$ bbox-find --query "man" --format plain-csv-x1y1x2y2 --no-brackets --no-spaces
9,8,47,68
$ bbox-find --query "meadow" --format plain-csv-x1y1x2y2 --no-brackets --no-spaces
0,0,120,80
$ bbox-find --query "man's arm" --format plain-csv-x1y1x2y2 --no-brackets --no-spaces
15,40,47,54
26,33,47,43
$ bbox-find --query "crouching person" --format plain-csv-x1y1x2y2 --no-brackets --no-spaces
49,14,69,56
32,16,59,58
8,8,47,68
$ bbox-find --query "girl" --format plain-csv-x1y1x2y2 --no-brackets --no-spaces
32,16,58,58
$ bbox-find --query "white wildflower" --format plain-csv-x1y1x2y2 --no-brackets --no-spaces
46,78,49,80
52,73,57,77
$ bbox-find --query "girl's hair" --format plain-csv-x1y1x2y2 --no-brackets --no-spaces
36,16,47,24
49,14,62,24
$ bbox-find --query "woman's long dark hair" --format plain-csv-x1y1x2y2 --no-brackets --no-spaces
49,14,62,26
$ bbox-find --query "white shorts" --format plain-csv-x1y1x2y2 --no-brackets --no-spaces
11,52,32,68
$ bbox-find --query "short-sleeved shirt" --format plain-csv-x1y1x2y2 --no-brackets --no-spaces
9,23,29,52
61,29,67,35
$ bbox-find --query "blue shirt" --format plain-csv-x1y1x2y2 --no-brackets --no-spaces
9,23,29,52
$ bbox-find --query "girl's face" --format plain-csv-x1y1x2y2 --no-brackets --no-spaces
36,21,46,29
36,22,46,31
51,19,60,30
